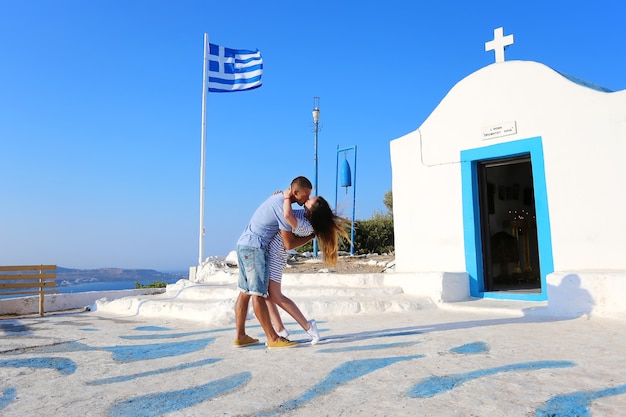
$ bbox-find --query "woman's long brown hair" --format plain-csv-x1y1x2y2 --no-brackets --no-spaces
307,197,351,266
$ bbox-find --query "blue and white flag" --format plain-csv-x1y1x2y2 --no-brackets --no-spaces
207,43,263,93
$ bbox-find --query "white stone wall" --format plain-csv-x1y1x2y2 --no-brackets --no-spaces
0,288,165,316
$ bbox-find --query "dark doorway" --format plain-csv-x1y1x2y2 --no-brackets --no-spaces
478,155,541,292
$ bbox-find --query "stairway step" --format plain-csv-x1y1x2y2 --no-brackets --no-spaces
95,293,434,326
290,295,435,318
281,273,388,287
279,285,404,297
163,282,404,301
94,276,434,325
165,283,240,300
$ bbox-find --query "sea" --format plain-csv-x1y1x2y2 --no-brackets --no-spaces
0,270,187,299
55,278,182,294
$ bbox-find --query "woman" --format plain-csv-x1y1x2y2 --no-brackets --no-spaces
265,188,350,344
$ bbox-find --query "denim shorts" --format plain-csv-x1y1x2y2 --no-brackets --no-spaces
237,245,269,297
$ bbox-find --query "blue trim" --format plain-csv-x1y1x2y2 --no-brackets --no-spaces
556,71,613,93
461,137,553,301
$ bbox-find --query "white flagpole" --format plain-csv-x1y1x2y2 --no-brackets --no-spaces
198,33,209,265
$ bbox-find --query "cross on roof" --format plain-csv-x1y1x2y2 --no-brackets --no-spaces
485,27,514,63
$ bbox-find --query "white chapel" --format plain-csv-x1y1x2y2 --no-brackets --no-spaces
389,28,626,319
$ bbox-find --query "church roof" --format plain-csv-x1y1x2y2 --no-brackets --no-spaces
555,71,614,92
483,28,615,93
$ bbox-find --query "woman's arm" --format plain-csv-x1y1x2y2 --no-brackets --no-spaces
283,188,297,229
281,229,314,250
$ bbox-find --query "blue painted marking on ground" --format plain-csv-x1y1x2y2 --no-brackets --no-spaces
0,322,31,335
79,328,100,332
379,330,421,337
317,342,419,353
15,341,95,355
87,358,222,385
254,355,421,417
255,329,328,340
450,341,490,354
407,360,576,398
274,325,328,336
0,357,77,375
320,329,423,345
11,338,215,362
0,387,17,411
535,383,626,417
108,371,251,417
134,326,171,332
107,337,215,362
120,330,219,340
281,321,326,327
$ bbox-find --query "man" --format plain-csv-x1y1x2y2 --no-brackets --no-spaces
234,176,314,348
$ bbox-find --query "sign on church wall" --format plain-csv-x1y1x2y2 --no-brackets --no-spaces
482,121,517,140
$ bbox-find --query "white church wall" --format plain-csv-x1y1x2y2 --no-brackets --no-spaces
390,137,467,273
540,91,626,271
546,271,626,320
385,272,470,303
391,60,626,278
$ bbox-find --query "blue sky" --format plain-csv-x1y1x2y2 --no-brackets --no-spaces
1,1,624,270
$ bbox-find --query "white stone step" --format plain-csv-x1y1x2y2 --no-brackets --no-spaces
281,285,404,297
281,273,388,287
94,273,435,325
163,282,404,301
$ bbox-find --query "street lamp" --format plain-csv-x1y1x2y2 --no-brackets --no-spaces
312,96,320,257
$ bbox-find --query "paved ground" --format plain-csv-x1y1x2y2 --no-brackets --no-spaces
1,307,625,417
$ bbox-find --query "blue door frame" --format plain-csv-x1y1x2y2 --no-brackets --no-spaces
460,136,554,301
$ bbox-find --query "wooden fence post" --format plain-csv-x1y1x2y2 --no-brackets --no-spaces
39,265,44,316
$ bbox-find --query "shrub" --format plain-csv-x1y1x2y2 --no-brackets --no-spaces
135,280,168,289
339,212,394,255
297,211,394,255
296,190,395,255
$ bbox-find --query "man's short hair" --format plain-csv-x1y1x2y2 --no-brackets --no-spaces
291,176,312,190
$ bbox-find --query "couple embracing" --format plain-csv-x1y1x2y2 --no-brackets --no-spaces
234,176,349,348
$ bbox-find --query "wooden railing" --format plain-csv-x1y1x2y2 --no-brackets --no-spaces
0,265,57,316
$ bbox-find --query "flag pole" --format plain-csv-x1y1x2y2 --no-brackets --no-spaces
198,33,209,265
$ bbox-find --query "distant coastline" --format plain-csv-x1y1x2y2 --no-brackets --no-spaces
58,266,185,280
57,267,186,288
1,267,187,299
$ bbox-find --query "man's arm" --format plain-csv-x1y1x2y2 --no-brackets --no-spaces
281,229,314,250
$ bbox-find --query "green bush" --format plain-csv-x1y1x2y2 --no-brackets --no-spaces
339,212,394,255
297,211,394,255
296,190,395,255
135,280,168,289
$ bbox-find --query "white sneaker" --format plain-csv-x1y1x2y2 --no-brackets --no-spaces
306,319,320,345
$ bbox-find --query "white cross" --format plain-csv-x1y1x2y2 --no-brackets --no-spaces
212,45,235,75
485,27,514,63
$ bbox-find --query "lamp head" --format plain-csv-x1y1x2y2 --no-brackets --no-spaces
312,107,320,123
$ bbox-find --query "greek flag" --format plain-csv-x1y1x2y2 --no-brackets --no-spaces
207,43,263,93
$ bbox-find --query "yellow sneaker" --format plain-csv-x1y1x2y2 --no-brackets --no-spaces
267,336,298,349
234,335,259,348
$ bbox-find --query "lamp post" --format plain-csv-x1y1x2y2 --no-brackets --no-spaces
312,97,320,257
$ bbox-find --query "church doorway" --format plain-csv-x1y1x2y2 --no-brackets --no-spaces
477,155,541,292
